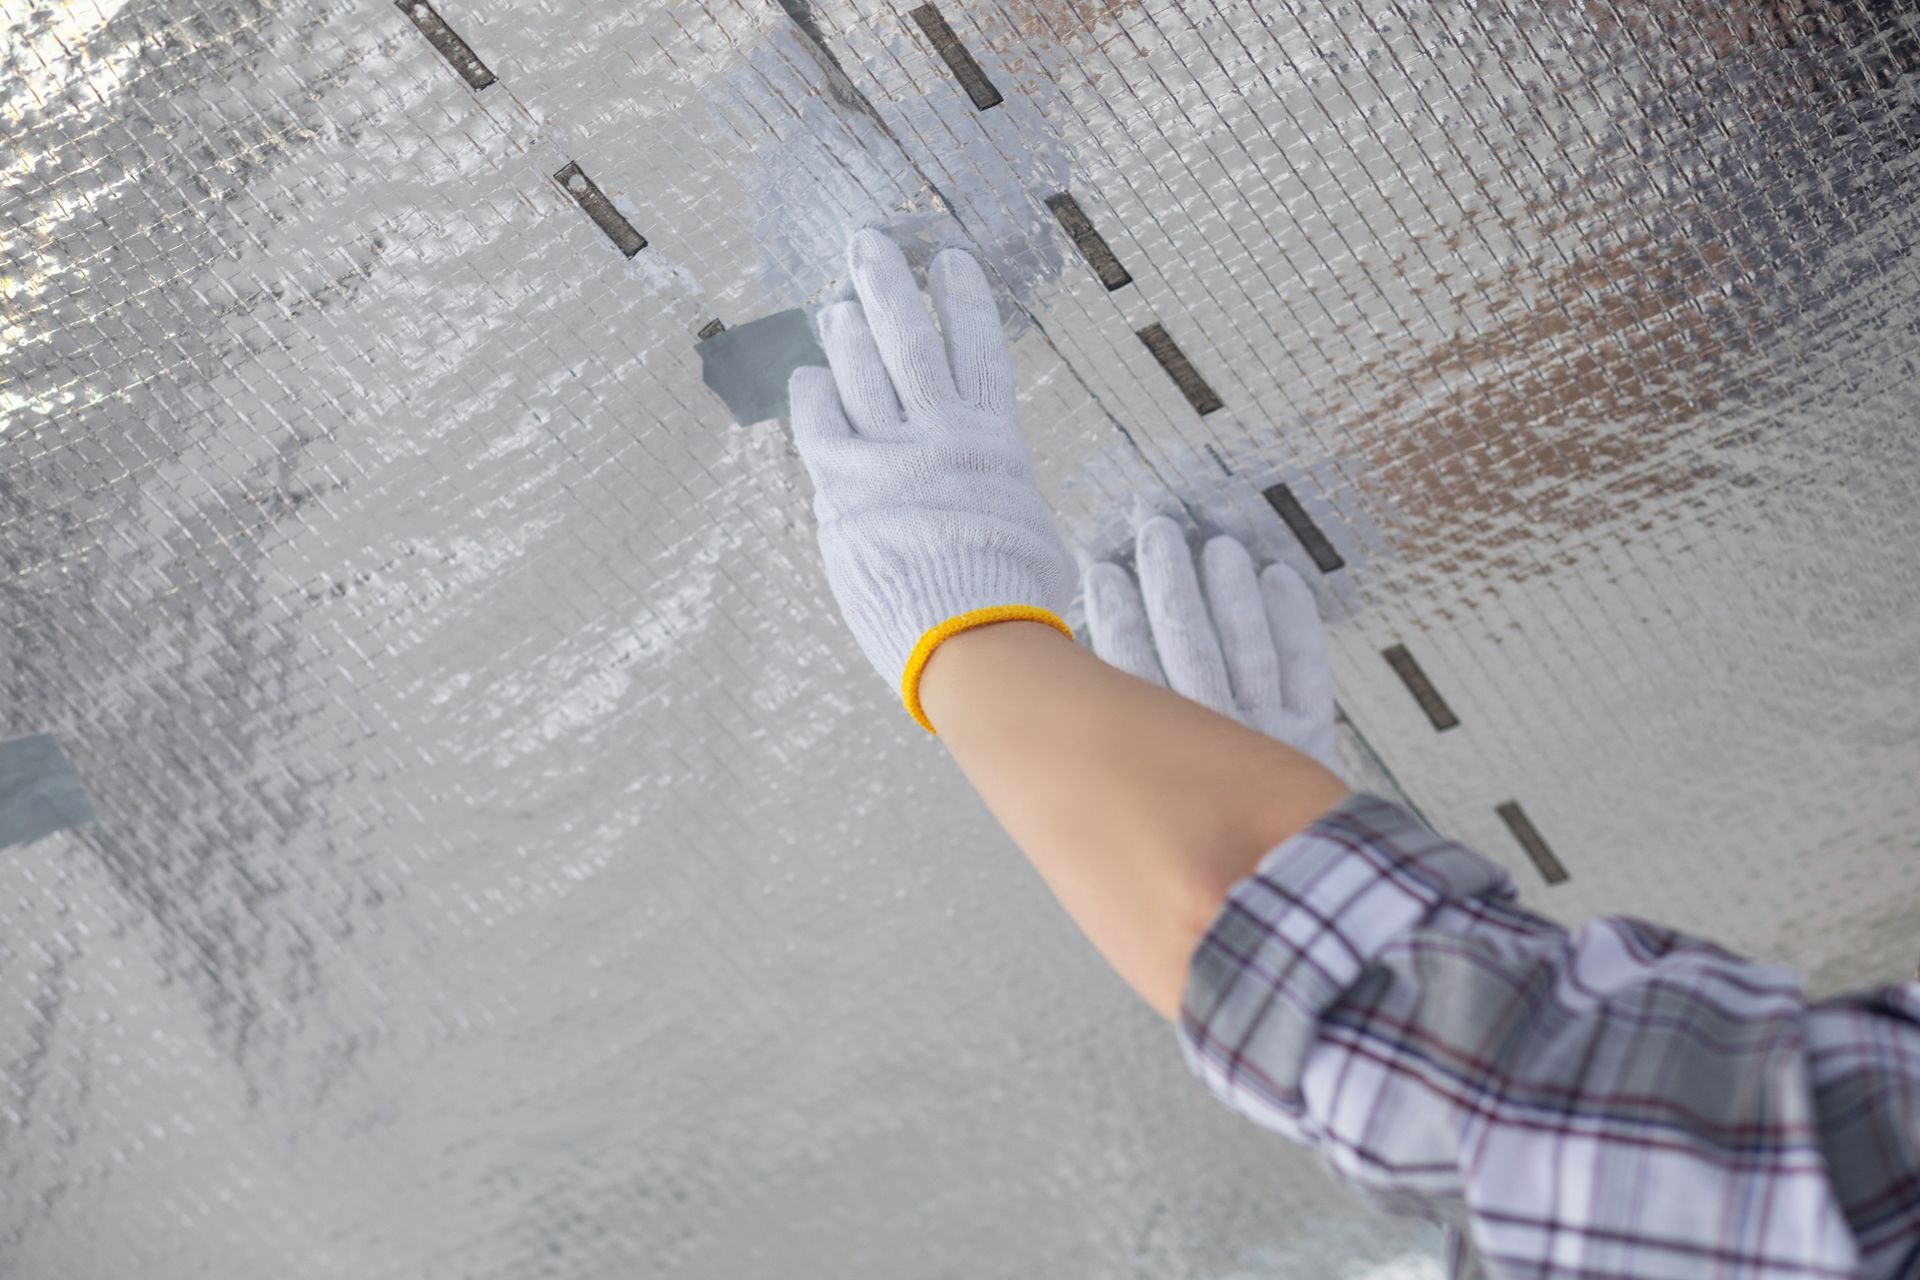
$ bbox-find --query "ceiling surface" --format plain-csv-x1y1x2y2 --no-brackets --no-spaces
5,1,1920,1276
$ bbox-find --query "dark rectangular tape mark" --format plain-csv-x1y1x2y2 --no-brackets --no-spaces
1045,193,1132,290
1261,482,1345,573
909,4,1003,110
698,309,827,424
396,1,497,90
1496,801,1568,885
1137,323,1223,415
1381,643,1459,731
0,733,95,849
555,161,647,258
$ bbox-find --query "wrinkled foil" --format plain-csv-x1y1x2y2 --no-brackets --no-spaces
4,1,1918,1275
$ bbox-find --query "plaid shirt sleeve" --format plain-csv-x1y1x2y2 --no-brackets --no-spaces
1176,792,1920,1280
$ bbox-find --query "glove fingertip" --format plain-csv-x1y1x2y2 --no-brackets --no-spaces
1082,562,1167,687
847,226,898,270
1200,533,1256,581
1129,489,1185,532
788,366,852,444
1135,514,1188,561
929,244,987,290
1082,560,1130,611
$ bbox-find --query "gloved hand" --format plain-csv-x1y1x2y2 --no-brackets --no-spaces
1084,517,1341,777
787,229,1076,732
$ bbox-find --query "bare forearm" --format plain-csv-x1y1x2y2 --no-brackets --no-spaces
780,229,1348,1021
919,621,1350,1020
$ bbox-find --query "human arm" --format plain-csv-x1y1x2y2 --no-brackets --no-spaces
787,227,1345,1020
1174,793,1891,1278
919,617,1346,1020
909,483,1872,1273
784,229,1912,1278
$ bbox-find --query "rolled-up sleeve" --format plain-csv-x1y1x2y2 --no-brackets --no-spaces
1177,793,1920,1279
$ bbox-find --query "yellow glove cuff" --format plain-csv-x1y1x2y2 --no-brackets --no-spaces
899,606,1074,734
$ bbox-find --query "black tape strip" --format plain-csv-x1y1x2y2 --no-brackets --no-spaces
1381,643,1459,731
554,162,647,258
909,4,1004,111
1045,193,1132,291
1496,801,1568,884
396,1,497,90
1261,482,1345,573
1137,323,1222,415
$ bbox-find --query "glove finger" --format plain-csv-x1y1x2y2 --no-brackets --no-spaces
1135,516,1236,719
1083,561,1167,687
1260,563,1336,733
928,247,1014,418
848,228,961,414
1200,535,1286,734
788,365,852,444
818,300,906,439
786,366,855,520
1128,487,1186,533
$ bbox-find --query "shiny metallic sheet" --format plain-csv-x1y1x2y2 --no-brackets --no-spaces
5,1,1919,1275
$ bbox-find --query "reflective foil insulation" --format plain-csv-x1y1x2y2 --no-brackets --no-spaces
5,2,1919,1276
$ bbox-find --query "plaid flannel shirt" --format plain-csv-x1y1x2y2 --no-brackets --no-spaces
1177,793,1920,1279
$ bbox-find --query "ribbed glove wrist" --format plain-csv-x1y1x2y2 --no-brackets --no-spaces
788,230,1075,731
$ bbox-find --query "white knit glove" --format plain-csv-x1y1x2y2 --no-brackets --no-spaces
788,229,1076,731
1084,516,1341,777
